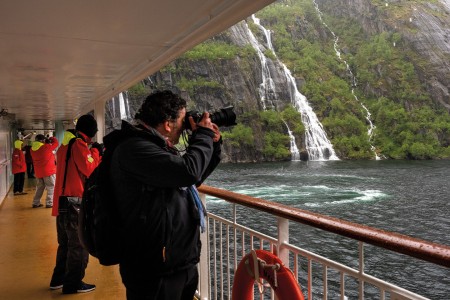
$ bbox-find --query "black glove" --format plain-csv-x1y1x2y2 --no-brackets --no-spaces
91,142,104,156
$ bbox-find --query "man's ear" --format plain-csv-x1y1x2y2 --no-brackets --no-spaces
163,120,171,133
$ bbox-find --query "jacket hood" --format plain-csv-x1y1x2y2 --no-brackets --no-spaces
62,130,77,146
31,141,44,151
14,140,23,150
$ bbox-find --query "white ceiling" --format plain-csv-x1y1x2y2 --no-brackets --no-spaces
0,0,275,130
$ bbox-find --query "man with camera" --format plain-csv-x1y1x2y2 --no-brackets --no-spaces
31,134,59,208
105,90,222,299
49,114,102,294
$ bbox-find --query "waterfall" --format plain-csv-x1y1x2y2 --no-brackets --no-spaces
283,120,300,160
243,22,276,110
250,15,339,161
119,92,128,120
106,91,133,132
313,0,380,160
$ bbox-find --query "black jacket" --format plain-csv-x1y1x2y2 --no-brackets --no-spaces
106,121,221,281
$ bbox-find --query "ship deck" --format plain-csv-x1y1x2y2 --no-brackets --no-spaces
0,178,125,299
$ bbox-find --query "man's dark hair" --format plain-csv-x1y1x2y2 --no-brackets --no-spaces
135,90,186,127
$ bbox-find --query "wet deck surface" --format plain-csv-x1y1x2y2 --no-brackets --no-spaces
0,178,126,299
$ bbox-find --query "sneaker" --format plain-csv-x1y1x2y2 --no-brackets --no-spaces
49,283,63,290
45,205,53,208
78,282,96,293
19,192,28,195
62,282,96,294
32,204,43,208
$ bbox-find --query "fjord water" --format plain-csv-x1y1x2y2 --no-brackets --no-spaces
204,160,450,299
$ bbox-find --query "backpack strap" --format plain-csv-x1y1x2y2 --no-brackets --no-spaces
61,138,77,195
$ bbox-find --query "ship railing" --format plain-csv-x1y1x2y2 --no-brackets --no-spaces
197,185,450,300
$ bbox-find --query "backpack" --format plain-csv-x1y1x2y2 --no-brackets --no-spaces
78,137,124,266
78,123,162,266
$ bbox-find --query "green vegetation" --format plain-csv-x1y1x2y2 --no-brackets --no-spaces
222,124,255,147
181,41,256,61
222,107,302,161
281,106,305,136
262,131,291,159
127,82,149,99
177,77,223,94
253,0,450,159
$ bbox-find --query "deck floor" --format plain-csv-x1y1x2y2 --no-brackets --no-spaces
0,178,126,299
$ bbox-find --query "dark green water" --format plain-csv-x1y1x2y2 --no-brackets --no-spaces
204,160,450,299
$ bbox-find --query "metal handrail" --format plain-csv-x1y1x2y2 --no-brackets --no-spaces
198,184,450,268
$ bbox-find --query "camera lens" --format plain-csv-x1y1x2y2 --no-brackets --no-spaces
184,106,236,130
210,107,237,128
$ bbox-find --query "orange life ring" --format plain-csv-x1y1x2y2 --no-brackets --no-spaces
232,249,305,300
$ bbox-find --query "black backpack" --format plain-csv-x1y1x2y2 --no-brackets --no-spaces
78,123,159,266
78,137,124,266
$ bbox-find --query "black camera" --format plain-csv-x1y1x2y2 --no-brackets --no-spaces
184,106,237,130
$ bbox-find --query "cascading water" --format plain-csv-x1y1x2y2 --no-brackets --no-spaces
243,22,276,110
118,92,129,120
106,91,133,132
283,120,300,160
250,15,339,161
313,0,380,160
240,20,300,159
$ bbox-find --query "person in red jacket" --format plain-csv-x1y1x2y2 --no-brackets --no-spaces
49,114,102,294
31,134,59,208
12,139,27,195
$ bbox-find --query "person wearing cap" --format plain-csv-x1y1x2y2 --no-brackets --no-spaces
30,134,59,208
12,139,27,195
49,114,102,294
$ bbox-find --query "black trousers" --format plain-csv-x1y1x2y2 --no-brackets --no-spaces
50,208,89,292
26,162,34,178
122,265,198,300
13,172,25,193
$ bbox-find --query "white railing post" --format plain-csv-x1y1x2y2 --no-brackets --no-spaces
358,241,365,300
199,192,210,300
277,217,289,265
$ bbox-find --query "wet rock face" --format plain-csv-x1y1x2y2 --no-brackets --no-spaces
411,5,450,110
316,0,450,110
300,150,309,161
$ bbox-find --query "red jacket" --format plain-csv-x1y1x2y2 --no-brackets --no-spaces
30,137,58,178
12,140,26,174
52,131,100,216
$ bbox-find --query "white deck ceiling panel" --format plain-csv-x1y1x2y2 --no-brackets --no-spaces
0,0,275,130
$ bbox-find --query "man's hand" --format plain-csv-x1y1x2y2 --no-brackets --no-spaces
91,142,104,156
211,124,221,142
189,112,221,142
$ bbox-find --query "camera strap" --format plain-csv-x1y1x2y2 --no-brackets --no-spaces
61,138,77,195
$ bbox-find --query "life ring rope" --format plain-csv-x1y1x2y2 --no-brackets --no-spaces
232,249,305,300
244,250,281,293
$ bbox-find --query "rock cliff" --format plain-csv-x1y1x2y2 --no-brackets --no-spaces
316,0,450,110
115,0,450,161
